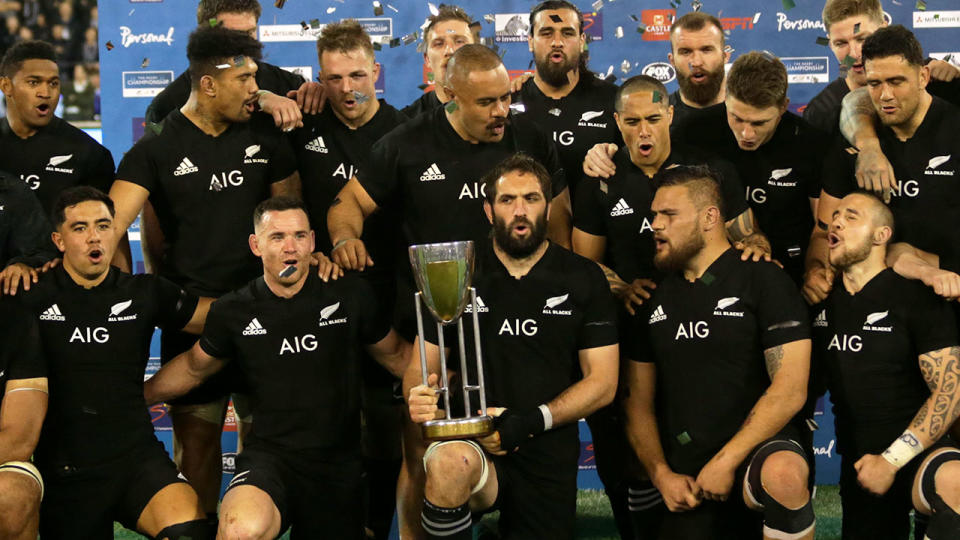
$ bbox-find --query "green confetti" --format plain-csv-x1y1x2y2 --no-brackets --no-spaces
427,71,434,82
815,36,830,46
636,24,646,34
147,122,163,135
417,83,429,90
310,18,320,28
916,0,926,10
444,101,458,113
208,18,218,27
372,41,382,51
233,55,245,67
781,0,796,9
652,90,662,103
853,23,860,34
676,431,692,445
842,54,856,67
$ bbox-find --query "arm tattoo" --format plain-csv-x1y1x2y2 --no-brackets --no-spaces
764,345,784,380
839,88,877,145
725,211,755,241
910,347,960,441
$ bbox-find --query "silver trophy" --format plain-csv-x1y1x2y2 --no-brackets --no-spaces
409,241,493,440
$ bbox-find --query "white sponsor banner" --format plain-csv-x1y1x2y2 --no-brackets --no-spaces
913,11,960,28
259,24,323,42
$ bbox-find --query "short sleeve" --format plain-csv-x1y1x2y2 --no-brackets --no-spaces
198,298,237,359
709,157,749,219
2,179,56,267
623,306,654,364
821,138,857,199
572,177,608,236
115,136,160,193
755,263,811,350
266,132,298,183
83,144,116,194
353,278,391,345
907,285,959,355
0,298,47,381
356,135,401,207
577,263,618,350
152,276,200,331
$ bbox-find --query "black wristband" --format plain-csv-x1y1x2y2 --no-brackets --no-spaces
494,407,545,451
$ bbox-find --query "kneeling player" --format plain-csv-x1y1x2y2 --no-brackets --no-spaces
12,187,213,539
815,192,960,540
624,166,815,540
406,154,619,539
145,197,406,538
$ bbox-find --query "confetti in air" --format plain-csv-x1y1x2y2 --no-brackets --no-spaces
428,2,439,16
445,101,459,113
141,58,150,68
352,90,370,104
592,0,603,11
620,60,632,73
373,1,383,16
326,6,336,14
550,14,563,23
815,36,830,46
105,41,114,51
484,14,495,23
274,0,286,8
781,0,796,10
615,26,624,38
916,0,926,10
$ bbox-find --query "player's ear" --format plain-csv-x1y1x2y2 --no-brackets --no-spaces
873,225,892,245
0,75,11,95
308,230,316,254
483,199,494,224
200,74,217,97
51,230,65,252
917,64,930,90
703,206,721,230
372,62,381,83
248,233,261,257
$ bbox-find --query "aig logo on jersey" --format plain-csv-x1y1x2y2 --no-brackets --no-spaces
926,155,954,176
209,171,244,191
542,293,573,316
46,154,74,174
317,302,347,327
243,145,268,164
862,310,893,333
713,297,744,318
107,299,137,322
578,111,608,129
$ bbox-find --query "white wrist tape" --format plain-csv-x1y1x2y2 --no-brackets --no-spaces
256,89,272,108
538,404,553,431
881,429,925,469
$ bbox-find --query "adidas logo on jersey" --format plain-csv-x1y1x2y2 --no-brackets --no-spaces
862,310,893,332
45,154,74,174
242,318,267,336
813,309,828,327
174,157,199,176
926,155,954,176
419,163,446,181
465,296,489,313
543,293,572,315
305,136,329,153
649,305,667,324
610,198,634,216
40,304,66,321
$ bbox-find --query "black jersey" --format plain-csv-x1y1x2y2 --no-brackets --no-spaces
0,116,115,214
116,110,298,297
626,249,810,475
15,266,198,468
198,273,388,457
727,113,825,262
426,241,617,471
0,171,56,268
812,270,958,457
821,97,960,258
294,100,406,267
144,62,305,126
401,90,442,119
512,76,622,199
668,90,730,151
357,106,565,250
573,144,749,283
0,297,46,404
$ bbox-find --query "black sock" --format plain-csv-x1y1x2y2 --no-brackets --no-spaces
628,480,665,539
421,498,472,540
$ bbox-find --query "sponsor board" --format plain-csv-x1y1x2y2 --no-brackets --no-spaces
930,52,960,65
122,70,174,98
583,11,603,41
641,9,675,41
913,10,960,28
775,12,825,32
260,24,323,42
781,57,829,83
642,61,676,83
222,452,237,474
721,13,761,31
495,13,530,43
578,441,596,469
356,17,392,38
150,403,172,430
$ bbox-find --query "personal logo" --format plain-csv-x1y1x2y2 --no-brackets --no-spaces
926,155,953,176
45,154,74,174
305,136,328,154
108,299,137,322
174,157,198,176
578,110,607,128
649,304,667,324
419,163,446,181
713,297,745,318
543,293,573,315
318,302,347,326
610,198,634,216
39,303,65,322
242,317,267,336
464,296,489,314
862,310,893,332
813,309,828,328
768,168,797,187
118,26,175,47
243,144,268,164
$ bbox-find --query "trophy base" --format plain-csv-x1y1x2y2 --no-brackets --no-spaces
422,416,494,441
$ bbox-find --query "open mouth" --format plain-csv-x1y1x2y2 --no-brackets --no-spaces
489,121,506,134
243,100,256,113
36,103,51,115
827,232,841,249
549,51,565,63
690,70,708,83
654,236,668,250
638,142,654,156
88,248,104,264
512,220,531,235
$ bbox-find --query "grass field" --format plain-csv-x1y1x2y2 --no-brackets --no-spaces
112,485,915,539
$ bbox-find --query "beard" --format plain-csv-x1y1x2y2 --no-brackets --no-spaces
675,63,725,106
493,211,548,259
535,50,579,87
829,236,873,271
653,229,706,273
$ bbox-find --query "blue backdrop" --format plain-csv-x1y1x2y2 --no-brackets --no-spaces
97,0,960,490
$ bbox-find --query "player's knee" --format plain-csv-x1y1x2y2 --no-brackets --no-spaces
154,518,215,540
935,461,960,511
424,443,482,487
217,513,272,540
0,475,40,537
760,451,809,507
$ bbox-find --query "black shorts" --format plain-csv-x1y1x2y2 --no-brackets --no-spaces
38,440,187,539
226,447,364,539
161,329,245,406
485,453,578,540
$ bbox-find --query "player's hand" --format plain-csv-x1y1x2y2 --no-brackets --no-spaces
920,268,960,301
802,266,835,305
258,91,304,132
331,238,374,271
653,470,701,512
0,262,38,296
854,453,898,496
510,72,533,93
287,81,326,114
477,407,508,455
734,235,773,263
855,142,897,203
928,59,960,82
310,251,343,282
40,258,61,273
408,373,442,424
583,143,618,179
615,278,657,315
696,454,737,502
